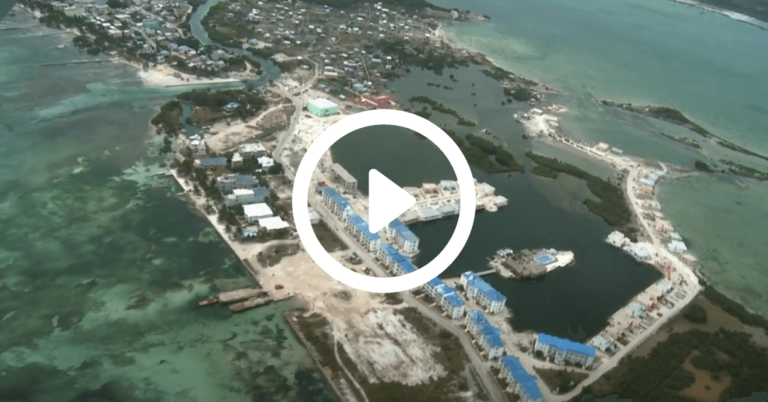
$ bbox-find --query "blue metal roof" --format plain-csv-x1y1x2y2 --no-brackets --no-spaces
348,215,380,240
537,333,596,357
444,293,464,308
322,187,350,208
500,356,543,400
397,260,416,274
434,284,455,296
391,252,408,264
252,187,269,198
200,157,227,167
381,244,399,256
467,310,490,328
427,277,444,288
464,272,506,303
483,331,504,349
389,219,419,242
234,174,257,186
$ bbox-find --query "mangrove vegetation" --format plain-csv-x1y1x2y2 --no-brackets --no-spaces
410,96,476,126
526,151,631,227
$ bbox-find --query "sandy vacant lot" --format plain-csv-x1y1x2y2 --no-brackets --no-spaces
251,249,446,385
205,103,293,154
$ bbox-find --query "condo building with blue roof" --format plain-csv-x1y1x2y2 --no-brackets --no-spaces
321,187,353,222
461,271,507,314
498,356,543,402
441,293,466,319
534,333,596,368
345,214,381,252
377,244,400,267
386,219,420,254
465,310,505,359
423,277,446,297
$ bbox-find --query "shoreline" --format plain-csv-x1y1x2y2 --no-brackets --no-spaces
15,6,254,89
667,0,768,30
115,58,250,88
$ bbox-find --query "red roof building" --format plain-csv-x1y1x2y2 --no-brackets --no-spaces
352,94,395,109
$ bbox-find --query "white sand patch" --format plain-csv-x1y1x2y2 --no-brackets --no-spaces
335,309,446,385
205,103,293,153
136,64,244,88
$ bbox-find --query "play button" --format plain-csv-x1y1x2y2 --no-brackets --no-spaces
292,109,476,293
368,169,416,233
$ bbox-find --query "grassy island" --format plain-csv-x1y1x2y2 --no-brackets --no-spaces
694,160,716,172
526,151,631,227
442,129,524,174
504,87,533,102
410,96,476,126
719,159,768,181
657,132,702,149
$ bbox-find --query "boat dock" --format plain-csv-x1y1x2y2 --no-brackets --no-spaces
229,296,274,313
217,287,267,304
397,180,508,224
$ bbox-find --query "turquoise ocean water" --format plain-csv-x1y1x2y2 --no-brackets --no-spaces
430,0,768,317
0,11,337,402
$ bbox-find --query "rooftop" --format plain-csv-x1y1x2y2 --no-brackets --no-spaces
322,186,350,208
331,163,357,183
482,330,504,349
380,243,399,256
500,356,542,399
243,203,273,218
444,293,464,308
348,214,380,239
397,259,416,274
434,284,455,297
537,333,596,357
463,271,506,302
258,216,290,231
199,157,227,167
389,219,419,242
427,277,444,288
309,98,338,109
240,143,266,153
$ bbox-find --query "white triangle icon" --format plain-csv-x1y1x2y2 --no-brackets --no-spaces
368,169,416,233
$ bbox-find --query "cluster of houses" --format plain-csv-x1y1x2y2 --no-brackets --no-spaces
195,142,274,172
232,0,442,83
50,0,242,75
190,141,288,236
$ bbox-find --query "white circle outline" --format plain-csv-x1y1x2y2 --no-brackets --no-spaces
292,109,476,293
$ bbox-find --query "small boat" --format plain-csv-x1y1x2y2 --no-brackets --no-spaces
198,297,218,307
57,44,65,49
